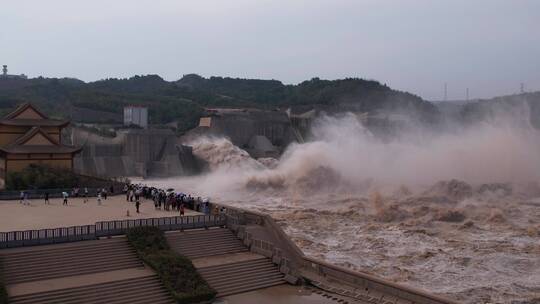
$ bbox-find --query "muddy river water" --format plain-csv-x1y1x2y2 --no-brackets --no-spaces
146,176,540,304
147,116,540,303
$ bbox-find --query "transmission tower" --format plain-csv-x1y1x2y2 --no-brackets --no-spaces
444,83,448,101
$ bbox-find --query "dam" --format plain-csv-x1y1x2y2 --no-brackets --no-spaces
2,104,536,304
70,127,200,178
69,107,312,178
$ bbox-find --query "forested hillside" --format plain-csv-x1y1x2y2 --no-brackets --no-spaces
0,74,438,132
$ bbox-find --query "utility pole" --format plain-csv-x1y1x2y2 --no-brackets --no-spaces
466,88,469,102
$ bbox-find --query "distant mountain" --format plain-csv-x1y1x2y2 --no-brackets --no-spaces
0,74,439,132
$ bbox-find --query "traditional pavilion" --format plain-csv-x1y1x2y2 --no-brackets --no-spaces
0,103,81,184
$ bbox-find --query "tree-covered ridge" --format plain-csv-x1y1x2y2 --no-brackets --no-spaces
0,74,438,131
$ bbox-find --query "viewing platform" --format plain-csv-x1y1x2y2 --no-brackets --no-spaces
0,200,462,304
0,195,200,232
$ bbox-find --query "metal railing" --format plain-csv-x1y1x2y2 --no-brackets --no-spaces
0,214,225,249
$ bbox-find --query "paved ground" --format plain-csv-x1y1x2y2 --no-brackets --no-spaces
0,195,200,232
220,285,366,304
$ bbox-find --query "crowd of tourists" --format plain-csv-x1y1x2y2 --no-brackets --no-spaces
123,183,218,215
16,183,225,217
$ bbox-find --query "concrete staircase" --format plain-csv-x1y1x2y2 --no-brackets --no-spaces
168,228,286,297
1,237,175,304
0,237,142,284
8,275,173,304
1,228,286,301
198,257,286,297
166,228,248,259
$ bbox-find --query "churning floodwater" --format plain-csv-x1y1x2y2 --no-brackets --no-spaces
146,112,540,304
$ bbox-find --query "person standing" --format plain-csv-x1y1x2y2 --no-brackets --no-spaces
23,191,30,205
135,196,140,213
62,191,68,205
134,189,140,203
44,191,49,204
180,203,185,217
84,187,89,203
103,188,108,200
97,191,102,205
159,191,164,209
19,191,24,204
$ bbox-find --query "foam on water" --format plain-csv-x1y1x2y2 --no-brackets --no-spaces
145,108,540,304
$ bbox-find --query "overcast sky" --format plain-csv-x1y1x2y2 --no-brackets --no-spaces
1,0,539,100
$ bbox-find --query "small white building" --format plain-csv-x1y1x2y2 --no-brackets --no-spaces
124,105,148,128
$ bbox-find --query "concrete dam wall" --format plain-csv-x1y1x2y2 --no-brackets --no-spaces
183,109,297,158
70,108,410,178
71,128,200,178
